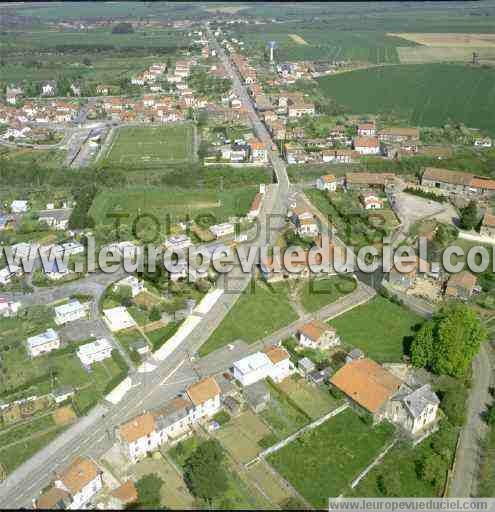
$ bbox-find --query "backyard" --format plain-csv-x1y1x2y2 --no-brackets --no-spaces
329,295,424,362
299,275,357,313
267,409,395,507
198,280,298,356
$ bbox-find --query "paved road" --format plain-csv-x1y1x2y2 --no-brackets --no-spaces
449,343,493,497
0,29,291,508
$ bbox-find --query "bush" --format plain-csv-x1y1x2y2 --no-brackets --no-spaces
212,410,230,426
404,187,447,203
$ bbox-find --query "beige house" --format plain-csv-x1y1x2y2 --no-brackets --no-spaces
331,358,439,436
297,320,340,349
445,271,477,299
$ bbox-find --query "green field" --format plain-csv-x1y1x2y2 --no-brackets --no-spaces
317,64,495,135
299,275,357,313
267,409,395,507
104,124,195,167
199,280,298,357
90,185,258,228
329,296,424,362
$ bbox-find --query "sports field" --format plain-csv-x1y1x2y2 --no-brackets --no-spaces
317,63,495,135
104,124,195,167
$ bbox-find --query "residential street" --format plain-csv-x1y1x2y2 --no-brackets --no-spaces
449,343,493,497
0,29,292,509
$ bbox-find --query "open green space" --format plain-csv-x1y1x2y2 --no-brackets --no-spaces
104,124,195,167
317,64,495,136
260,379,310,440
267,409,395,507
89,185,258,229
329,296,424,362
351,421,457,497
299,275,357,314
0,308,127,408
198,280,298,357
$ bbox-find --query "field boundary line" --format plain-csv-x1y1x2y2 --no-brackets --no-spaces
350,438,397,489
249,403,349,465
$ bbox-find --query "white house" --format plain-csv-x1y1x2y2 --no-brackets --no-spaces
45,260,72,281
386,384,440,436
209,222,235,239
27,328,60,358
297,320,340,350
233,346,291,386
186,376,222,421
77,338,113,366
11,200,28,213
54,300,87,325
316,174,340,192
53,457,103,509
41,82,56,96
114,276,144,298
233,352,274,387
353,136,381,155
117,413,163,463
357,122,376,136
103,306,137,332
264,346,291,383
164,234,193,251
154,397,194,444
297,216,319,237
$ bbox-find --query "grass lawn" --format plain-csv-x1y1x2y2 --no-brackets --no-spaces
115,328,148,356
0,426,67,474
199,280,298,357
90,185,258,229
267,409,395,507
127,305,150,326
350,441,438,497
0,414,55,446
168,435,201,470
147,322,181,351
260,380,310,440
299,275,357,313
105,124,194,167
276,376,339,419
247,461,294,506
329,296,424,362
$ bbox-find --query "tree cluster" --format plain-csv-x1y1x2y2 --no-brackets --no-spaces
411,304,486,378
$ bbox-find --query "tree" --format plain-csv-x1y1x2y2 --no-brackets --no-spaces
184,439,228,504
411,321,435,369
418,453,446,492
433,304,487,377
149,306,161,322
135,473,163,508
82,57,92,66
410,304,486,378
459,200,479,230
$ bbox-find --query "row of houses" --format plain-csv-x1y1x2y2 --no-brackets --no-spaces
421,167,495,197
0,99,80,126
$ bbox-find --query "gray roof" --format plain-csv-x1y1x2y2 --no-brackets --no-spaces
401,384,440,419
348,348,364,359
130,339,148,350
298,357,316,372
244,380,270,406
154,397,193,430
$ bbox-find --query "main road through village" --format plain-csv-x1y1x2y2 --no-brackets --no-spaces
0,27,294,508
0,26,489,507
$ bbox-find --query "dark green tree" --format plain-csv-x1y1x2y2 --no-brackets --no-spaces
184,439,228,505
459,200,479,230
411,322,435,369
135,473,163,508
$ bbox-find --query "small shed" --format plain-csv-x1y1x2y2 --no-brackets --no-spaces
298,357,316,376
346,348,364,364
244,381,270,413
